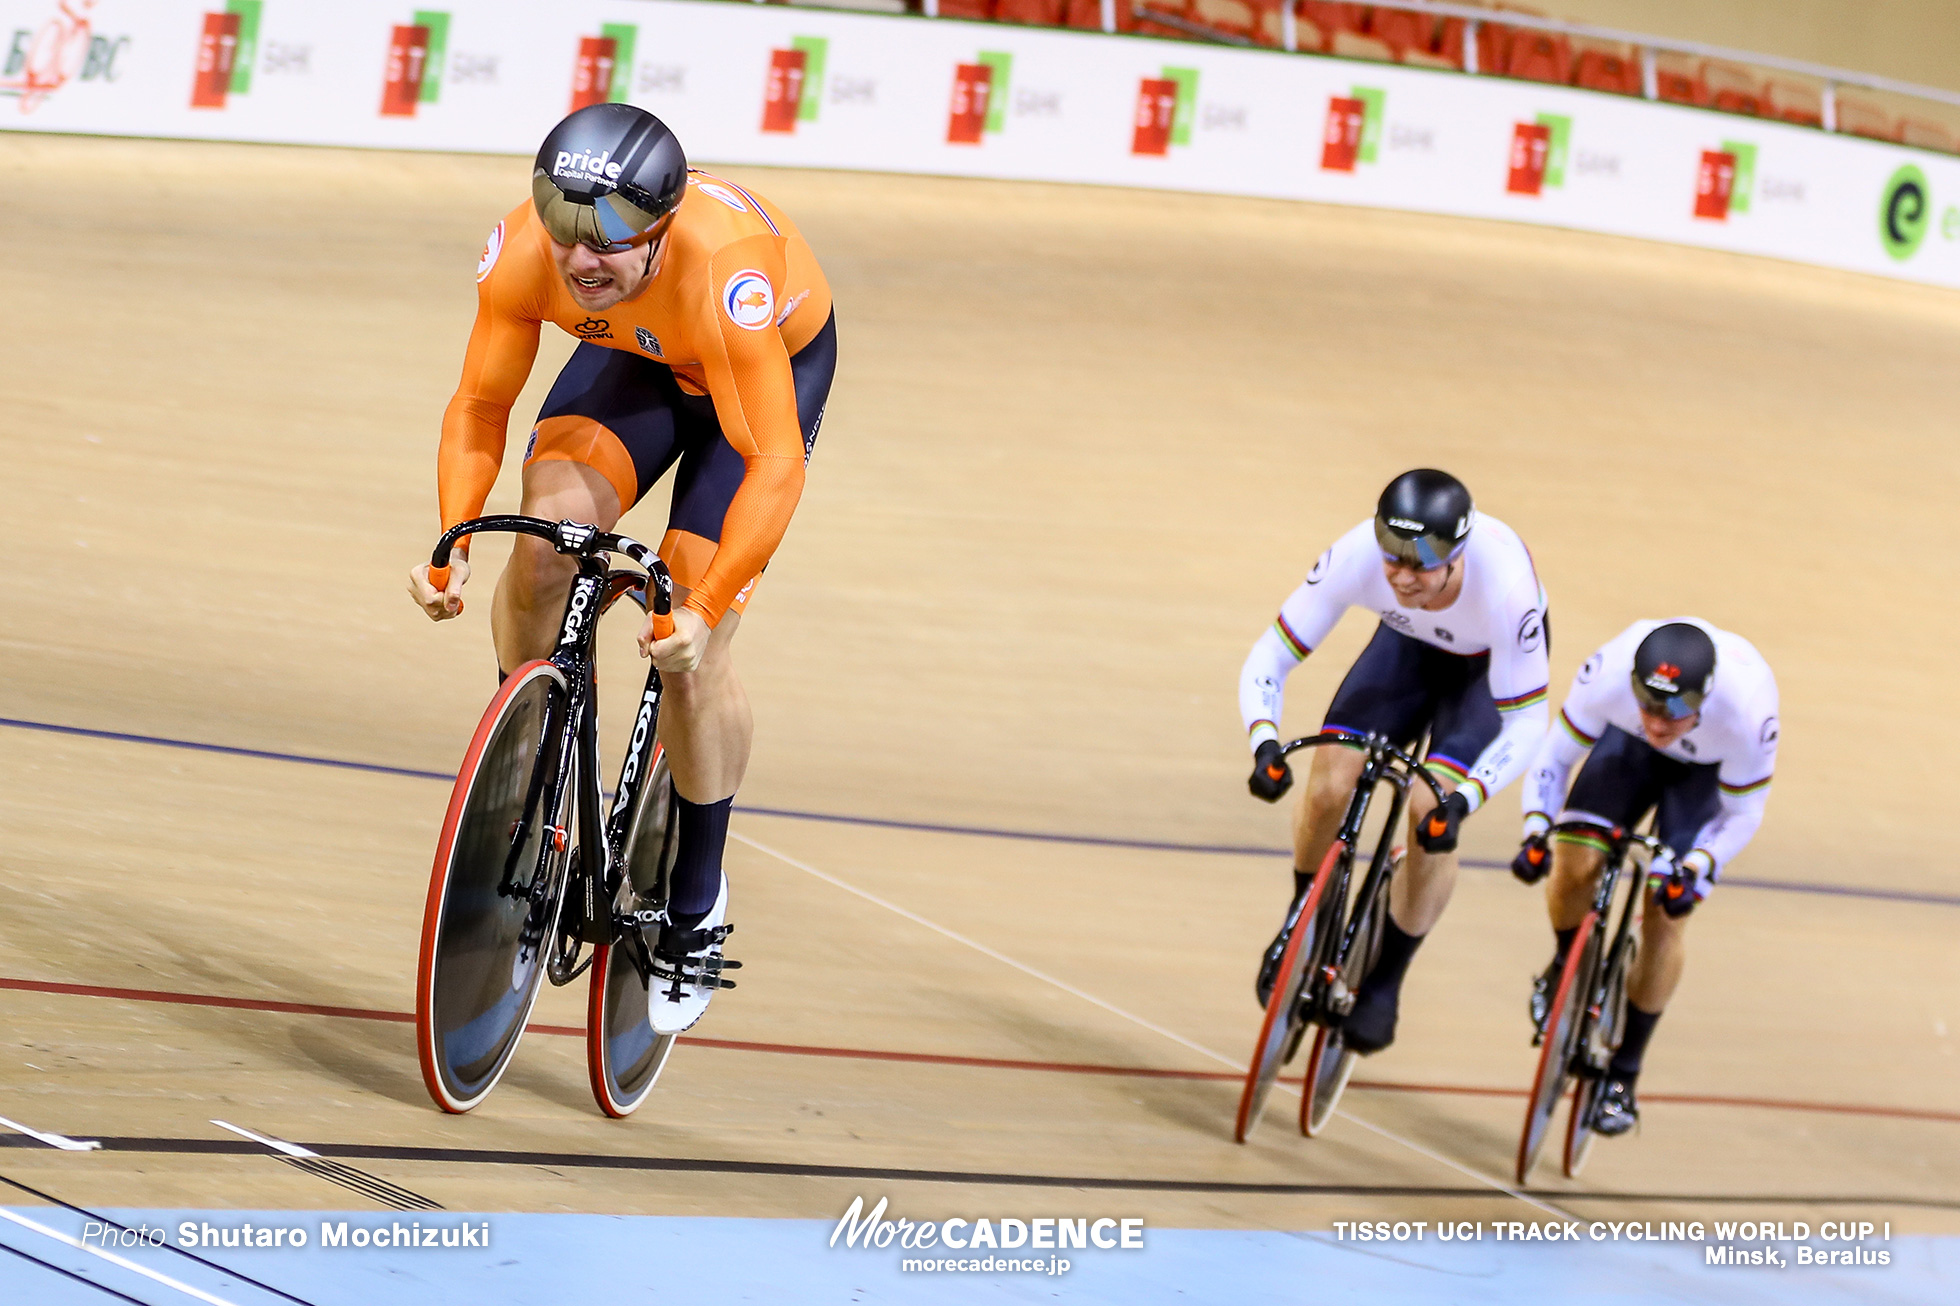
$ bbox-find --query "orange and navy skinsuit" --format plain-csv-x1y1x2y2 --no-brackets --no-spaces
437,170,833,627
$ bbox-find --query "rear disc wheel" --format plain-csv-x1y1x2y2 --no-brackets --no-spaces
1563,1075,1602,1177
588,748,679,1117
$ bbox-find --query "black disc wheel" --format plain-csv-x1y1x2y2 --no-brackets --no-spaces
416,660,572,1114
588,747,679,1117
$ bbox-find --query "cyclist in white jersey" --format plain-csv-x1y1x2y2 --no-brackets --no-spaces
1239,470,1550,1053
1513,618,1779,1134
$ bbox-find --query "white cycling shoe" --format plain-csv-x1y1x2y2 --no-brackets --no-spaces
646,871,737,1036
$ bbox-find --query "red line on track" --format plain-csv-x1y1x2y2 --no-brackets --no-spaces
6,973,1957,1126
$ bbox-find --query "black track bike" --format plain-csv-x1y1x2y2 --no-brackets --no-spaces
414,515,737,1119
1234,732,1445,1142
1515,821,1664,1182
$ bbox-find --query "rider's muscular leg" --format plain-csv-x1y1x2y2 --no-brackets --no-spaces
1628,903,1687,1013
657,604,752,930
1613,896,1689,1078
491,460,622,672
1292,745,1365,893
659,607,752,804
1545,841,1606,931
1392,779,1459,937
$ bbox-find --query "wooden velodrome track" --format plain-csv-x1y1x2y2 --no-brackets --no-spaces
1,132,1957,1234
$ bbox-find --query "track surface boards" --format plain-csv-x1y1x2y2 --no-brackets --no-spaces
0,134,1956,1233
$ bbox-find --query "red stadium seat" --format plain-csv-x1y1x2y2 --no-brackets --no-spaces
1295,2,1367,53
1504,30,1572,84
1652,53,1706,106
935,0,996,18
1430,17,1469,69
1573,45,1642,96
1062,0,1116,28
1367,8,1438,61
1899,117,1959,153
1835,95,1899,142
1703,61,1765,117
994,0,1064,24
1764,79,1823,127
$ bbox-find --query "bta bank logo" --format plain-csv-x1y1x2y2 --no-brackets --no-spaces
1320,86,1385,172
189,1,264,110
1504,113,1571,195
1693,140,1758,220
569,23,635,113
4,0,129,114
761,36,826,134
1132,66,1196,157
380,9,450,117
946,51,1011,145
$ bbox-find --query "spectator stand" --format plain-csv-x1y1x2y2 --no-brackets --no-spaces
894,0,1960,151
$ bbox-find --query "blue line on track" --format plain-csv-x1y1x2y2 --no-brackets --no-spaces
5,714,1957,909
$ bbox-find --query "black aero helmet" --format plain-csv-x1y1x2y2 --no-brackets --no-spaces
532,103,687,251
1374,469,1474,570
1631,622,1717,720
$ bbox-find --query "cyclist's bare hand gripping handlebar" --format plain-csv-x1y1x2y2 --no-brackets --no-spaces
410,551,471,620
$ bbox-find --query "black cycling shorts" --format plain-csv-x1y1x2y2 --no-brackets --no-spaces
1322,622,1501,786
1561,724,1720,854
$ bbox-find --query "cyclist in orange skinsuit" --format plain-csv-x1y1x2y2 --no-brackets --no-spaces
407,105,835,1014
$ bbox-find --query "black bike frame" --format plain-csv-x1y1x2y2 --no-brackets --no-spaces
1278,732,1447,1020
431,515,675,981
1551,821,1665,1072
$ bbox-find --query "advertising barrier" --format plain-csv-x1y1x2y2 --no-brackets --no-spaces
6,0,1960,288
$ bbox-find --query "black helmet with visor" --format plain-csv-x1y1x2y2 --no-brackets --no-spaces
1631,621,1717,720
1374,469,1474,571
531,103,687,253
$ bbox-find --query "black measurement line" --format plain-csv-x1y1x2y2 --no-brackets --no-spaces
9,1137,1956,1211
0,1236,154,1305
